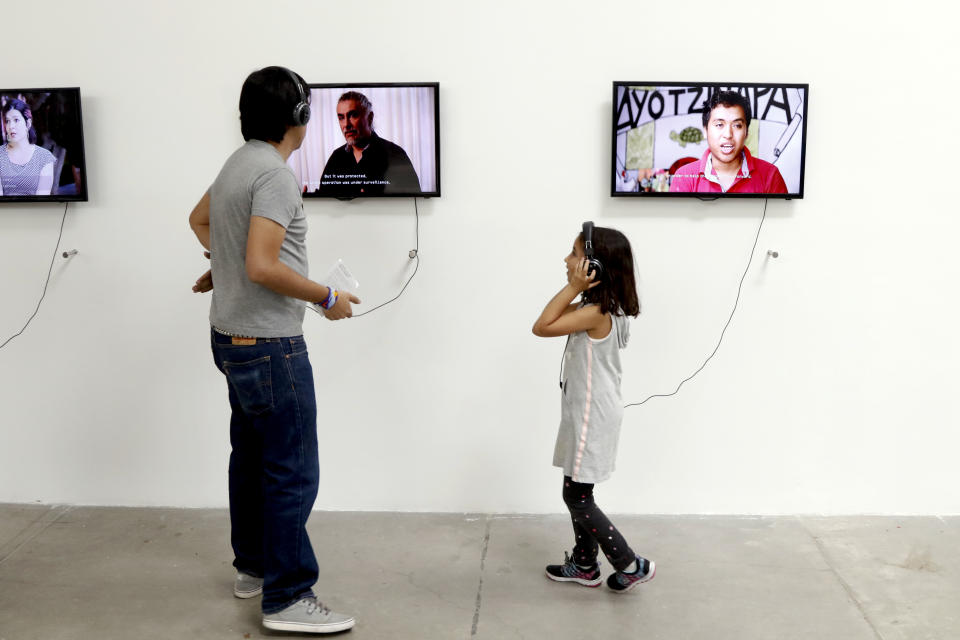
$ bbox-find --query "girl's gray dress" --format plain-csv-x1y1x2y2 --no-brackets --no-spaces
553,312,630,484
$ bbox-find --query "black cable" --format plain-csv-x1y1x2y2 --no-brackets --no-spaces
352,197,420,318
0,202,69,351
559,334,570,390
625,198,769,408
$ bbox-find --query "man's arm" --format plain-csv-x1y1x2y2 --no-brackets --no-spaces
189,193,212,292
188,192,211,250
384,146,421,193
246,215,359,320
768,167,789,194
669,163,696,193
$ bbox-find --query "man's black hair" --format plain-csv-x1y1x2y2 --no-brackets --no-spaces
701,90,751,129
338,91,372,115
239,66,309,143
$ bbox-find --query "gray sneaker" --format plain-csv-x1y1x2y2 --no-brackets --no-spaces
262,596,356,634
233,572,263,599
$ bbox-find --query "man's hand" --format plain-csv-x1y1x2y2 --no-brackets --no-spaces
192,251,212,293
324,291,361,320
193,270,213,293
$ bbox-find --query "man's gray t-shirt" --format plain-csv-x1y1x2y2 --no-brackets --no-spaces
209,139,308,338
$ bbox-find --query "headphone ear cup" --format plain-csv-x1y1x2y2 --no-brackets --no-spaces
282,67,310,126
292,102,311,126
587,258,604,281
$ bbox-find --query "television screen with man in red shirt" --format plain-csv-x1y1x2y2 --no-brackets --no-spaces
612,83,807,199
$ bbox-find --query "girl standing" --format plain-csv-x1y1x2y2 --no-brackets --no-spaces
532,221,654,593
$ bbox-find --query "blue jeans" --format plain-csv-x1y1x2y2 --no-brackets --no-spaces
210,329,319,614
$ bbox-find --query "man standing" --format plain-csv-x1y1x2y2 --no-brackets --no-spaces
669,90,788,194
317,90,420,197
189,66,359,634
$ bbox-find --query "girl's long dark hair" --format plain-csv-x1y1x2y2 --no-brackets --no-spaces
580,226,640,317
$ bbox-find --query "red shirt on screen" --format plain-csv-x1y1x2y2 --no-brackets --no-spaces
669,148,788,194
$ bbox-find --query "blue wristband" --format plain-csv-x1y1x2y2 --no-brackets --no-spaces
320,287,338,310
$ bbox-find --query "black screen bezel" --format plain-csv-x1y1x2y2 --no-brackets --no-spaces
299,82,440,200
0,87,89,204
610,81,808,199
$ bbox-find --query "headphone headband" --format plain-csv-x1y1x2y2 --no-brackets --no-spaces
582,221,595,257
581,221,604,281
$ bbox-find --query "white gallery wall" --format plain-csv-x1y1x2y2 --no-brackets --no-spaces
1,0,957,514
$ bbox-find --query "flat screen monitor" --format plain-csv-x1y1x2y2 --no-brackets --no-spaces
1,87,88,203
289,83,440,199
612,82,807,198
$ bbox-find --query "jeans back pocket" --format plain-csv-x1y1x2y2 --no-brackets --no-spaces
223,355,274,415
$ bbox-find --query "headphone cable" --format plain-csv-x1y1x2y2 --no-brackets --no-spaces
625,198,769,408
352,197,420,318
0,202,69,351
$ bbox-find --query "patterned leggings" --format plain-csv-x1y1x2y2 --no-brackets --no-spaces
563,476,635,572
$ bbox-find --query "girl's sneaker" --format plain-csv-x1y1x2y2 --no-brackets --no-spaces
606,556,655,593
545,551,602,587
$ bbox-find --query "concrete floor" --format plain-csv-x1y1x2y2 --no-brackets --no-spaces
0,505,956,640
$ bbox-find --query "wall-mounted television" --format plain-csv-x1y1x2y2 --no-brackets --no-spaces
612,82,807,199
1,87,88,203
288,83,439,199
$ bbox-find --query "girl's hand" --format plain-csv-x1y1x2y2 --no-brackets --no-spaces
568,258,600,293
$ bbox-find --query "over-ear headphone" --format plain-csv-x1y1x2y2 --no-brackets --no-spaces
581,221,605,281
282,67,311,127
